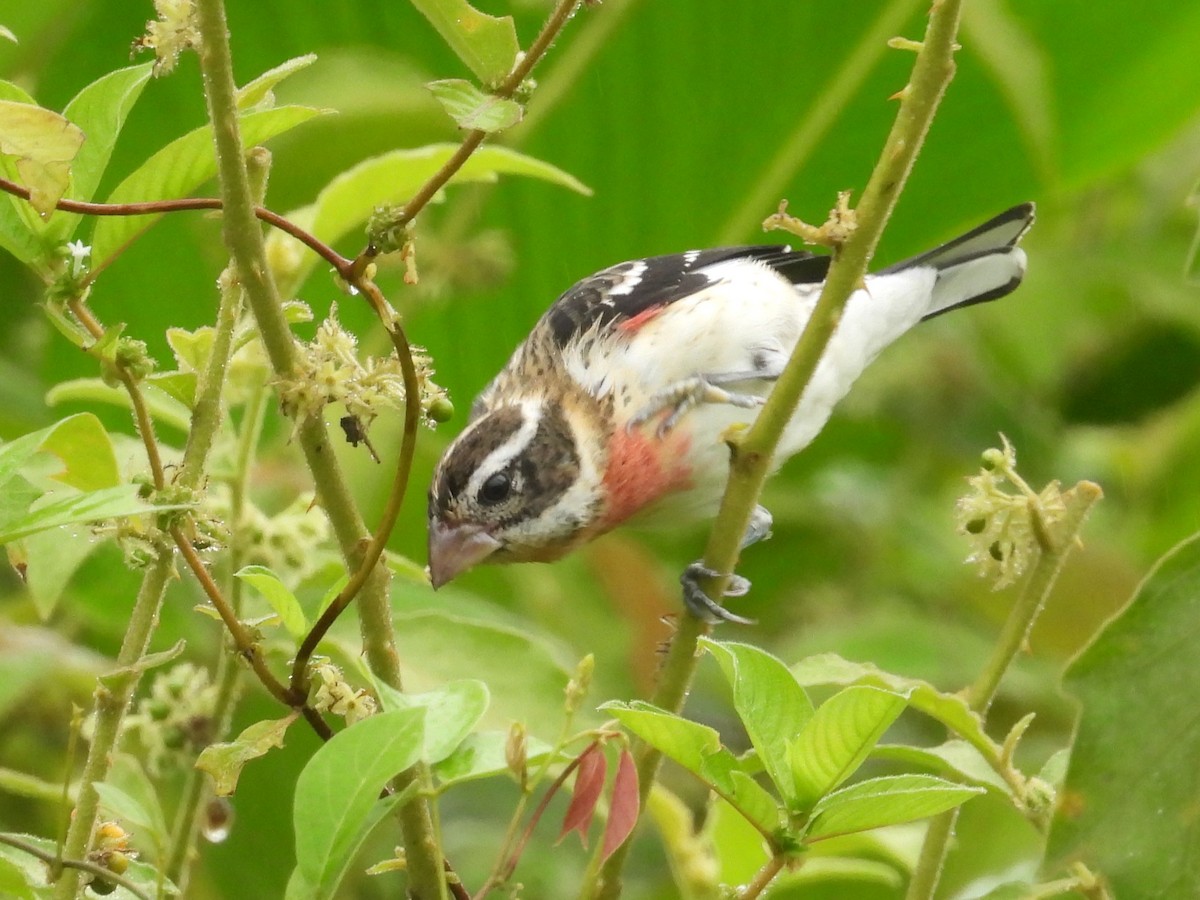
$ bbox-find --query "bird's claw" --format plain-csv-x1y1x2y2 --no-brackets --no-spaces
742,505,773,549
680,562,756,625
628,377,765,438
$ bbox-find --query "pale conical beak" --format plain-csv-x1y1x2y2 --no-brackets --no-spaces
428,520,503,589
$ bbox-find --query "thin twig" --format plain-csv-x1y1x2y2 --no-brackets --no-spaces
169,524,334,740
288,280,421,697
738,854,788,900
0,832,154,900
484,738,602,899
0,175,353,281
350,0,585,278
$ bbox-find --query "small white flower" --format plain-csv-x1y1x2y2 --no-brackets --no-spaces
66,240,91,278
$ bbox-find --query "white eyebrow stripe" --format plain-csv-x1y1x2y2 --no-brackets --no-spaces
463,399,542,499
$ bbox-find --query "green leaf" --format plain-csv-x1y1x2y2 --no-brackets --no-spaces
601,700,722,779
603,706,779,834
1046,532,1200,897
0,98,84,216
807,774,983,841
235,565,308,638
371,678,489,765
197,714,299,796
788,685,908,810
432,730,552,787
44,63,155,244
962,0,1055,183
388,608,573,737
793,653,998,770
0,484,184,546
0,856,35,900
382,550,432,586
706,793,771,884
408,0,519,87
0,82,44,265
99,639,187,691
46,378,193,433
290,708,425,900
0,413,119,493
703,638,815,803
872,740,1012,796
427,78,522,133
236,54,318,111
98,754,169,850
727,769,783,835
269,144,591,297
90,105,326,270
33,412,121,491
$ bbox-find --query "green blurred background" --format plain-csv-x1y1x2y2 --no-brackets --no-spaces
3,0,1200,896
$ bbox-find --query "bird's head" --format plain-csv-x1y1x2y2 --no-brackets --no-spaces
427,398,600,588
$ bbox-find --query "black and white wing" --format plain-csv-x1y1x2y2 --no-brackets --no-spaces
538,246,830,350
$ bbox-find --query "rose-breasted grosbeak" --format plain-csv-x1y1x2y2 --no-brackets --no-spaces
428,203,1034,621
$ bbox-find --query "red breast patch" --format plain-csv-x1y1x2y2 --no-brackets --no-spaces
600,425,692,527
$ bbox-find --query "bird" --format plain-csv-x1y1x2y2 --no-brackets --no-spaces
427,203,1035,622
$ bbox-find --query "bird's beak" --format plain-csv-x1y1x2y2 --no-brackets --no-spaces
428,520,503,589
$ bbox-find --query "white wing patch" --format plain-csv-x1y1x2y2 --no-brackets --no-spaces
602,259,648,299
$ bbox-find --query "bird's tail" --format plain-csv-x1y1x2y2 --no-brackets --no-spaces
883,202,1035,321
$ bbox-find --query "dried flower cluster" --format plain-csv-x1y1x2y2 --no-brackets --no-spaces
276,306,450,438
955,435,1065,589
136,0,199,75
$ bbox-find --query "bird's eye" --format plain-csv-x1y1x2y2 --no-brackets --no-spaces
478,472,512,505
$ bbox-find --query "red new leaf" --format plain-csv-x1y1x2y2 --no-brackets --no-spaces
558,744,607,847
601,747,640,862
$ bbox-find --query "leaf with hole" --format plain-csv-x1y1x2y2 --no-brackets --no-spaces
197,714,299,796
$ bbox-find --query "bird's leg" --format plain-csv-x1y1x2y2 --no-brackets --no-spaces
628,375,766,437
680,506,774,625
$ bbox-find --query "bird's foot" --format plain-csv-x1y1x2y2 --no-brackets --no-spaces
680,562,756,625
678,507,772,624
629,376,764,437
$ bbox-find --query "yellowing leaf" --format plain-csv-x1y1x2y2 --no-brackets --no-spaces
197,714,299,796
0,99,84,216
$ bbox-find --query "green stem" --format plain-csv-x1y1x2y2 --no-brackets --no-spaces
738,854,788,900
590,1,966,896
905,482,1101,900
53,551,176,900
191,2,450,897
966,484,1103,713
163,237,264,887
